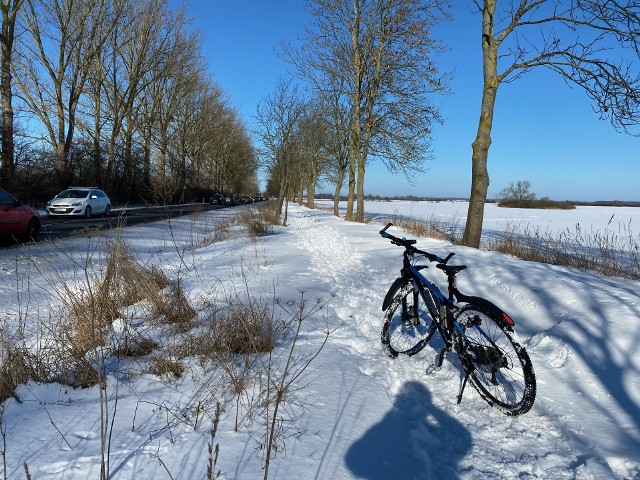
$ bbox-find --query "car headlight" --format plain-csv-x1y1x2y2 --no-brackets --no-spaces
46,201,52,206
71,201,83,206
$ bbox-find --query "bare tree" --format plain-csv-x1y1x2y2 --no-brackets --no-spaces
138,23,203,196
295,102,330,208
325,95,351,216
255,78,306,225
498,180,536,207
113,0,181,198
461,1,640,248
15,0,114,186
290,0,450,222
0,0,24,185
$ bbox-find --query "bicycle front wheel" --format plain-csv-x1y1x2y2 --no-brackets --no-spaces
381,284,436,358
455,303,536,416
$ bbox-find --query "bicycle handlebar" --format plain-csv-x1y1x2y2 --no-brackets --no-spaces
379,222,454,264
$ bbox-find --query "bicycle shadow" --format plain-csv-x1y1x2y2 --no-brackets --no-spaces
345,381,471,480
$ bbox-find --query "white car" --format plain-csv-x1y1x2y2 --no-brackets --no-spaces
46,187,111,218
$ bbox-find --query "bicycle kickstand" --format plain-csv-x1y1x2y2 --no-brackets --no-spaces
457,369,471,404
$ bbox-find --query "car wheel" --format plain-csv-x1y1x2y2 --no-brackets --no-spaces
23,218,40,242
84,206,92,218
104,205,111,217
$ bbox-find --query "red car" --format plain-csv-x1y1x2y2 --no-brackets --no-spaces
0,187,41,242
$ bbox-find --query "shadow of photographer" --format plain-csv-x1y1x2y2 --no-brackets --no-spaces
345,380,471,479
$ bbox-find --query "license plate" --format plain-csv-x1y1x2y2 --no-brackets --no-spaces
54,208,66,212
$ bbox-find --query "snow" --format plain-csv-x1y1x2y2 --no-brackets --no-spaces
1,201,639,479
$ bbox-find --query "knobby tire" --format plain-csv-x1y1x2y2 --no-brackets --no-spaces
381,284,436,358
455,303,536,416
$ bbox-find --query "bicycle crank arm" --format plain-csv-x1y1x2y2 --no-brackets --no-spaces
426,347,449,376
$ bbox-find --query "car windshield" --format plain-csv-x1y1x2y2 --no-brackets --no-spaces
56,189,90,199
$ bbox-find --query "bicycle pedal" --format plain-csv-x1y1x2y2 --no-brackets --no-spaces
426,364,440,376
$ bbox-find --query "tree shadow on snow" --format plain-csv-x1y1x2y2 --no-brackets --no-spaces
345,381,471,480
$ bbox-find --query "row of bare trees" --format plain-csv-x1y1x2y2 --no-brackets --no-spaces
1,0,257,204
255,0,450,225
256,0,640,247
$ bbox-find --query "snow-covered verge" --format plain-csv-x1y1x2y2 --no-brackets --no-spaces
0,203,639,479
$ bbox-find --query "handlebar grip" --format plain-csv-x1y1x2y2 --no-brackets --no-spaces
380,223,393,235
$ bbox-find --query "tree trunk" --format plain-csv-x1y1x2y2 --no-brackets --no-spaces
461,1,499,249
332,158,348,217
0,33,14,184
93,103,102,186
345,154,356,221
355,152,366,222
332,181,341,216
306,166,317,208
0,1,21,185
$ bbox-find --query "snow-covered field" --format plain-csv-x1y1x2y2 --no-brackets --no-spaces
316,199,640,244
1,201,639,479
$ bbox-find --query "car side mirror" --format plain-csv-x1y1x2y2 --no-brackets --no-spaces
90,195,98,199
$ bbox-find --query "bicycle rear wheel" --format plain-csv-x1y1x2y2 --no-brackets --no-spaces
455,303,536,416
381,284,436,358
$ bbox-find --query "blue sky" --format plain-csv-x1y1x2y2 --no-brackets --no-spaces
178,1,639,202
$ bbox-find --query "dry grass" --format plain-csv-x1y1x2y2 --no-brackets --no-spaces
216,301,275,354
68,237,169,353
486,221,640,280
237,203,280,238
112,337,159,358
380,210,638,280
175,297,276,358
390,213,461,243
0,339,33,403
146,356,185,380
149,283,196,332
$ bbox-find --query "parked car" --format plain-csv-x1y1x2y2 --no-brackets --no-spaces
223,194,236,206
210,193,224,205
0,187,41,242
46,187,111,218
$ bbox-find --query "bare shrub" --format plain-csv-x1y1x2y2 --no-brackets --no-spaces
260,292,333,479
256,201,281,227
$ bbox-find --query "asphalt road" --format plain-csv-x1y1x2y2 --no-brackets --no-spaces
39,203,231,241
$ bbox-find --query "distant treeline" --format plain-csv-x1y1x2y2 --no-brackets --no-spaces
315,193,469,202
315,193,640,208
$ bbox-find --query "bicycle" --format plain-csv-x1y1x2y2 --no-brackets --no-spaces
379,223,536,416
